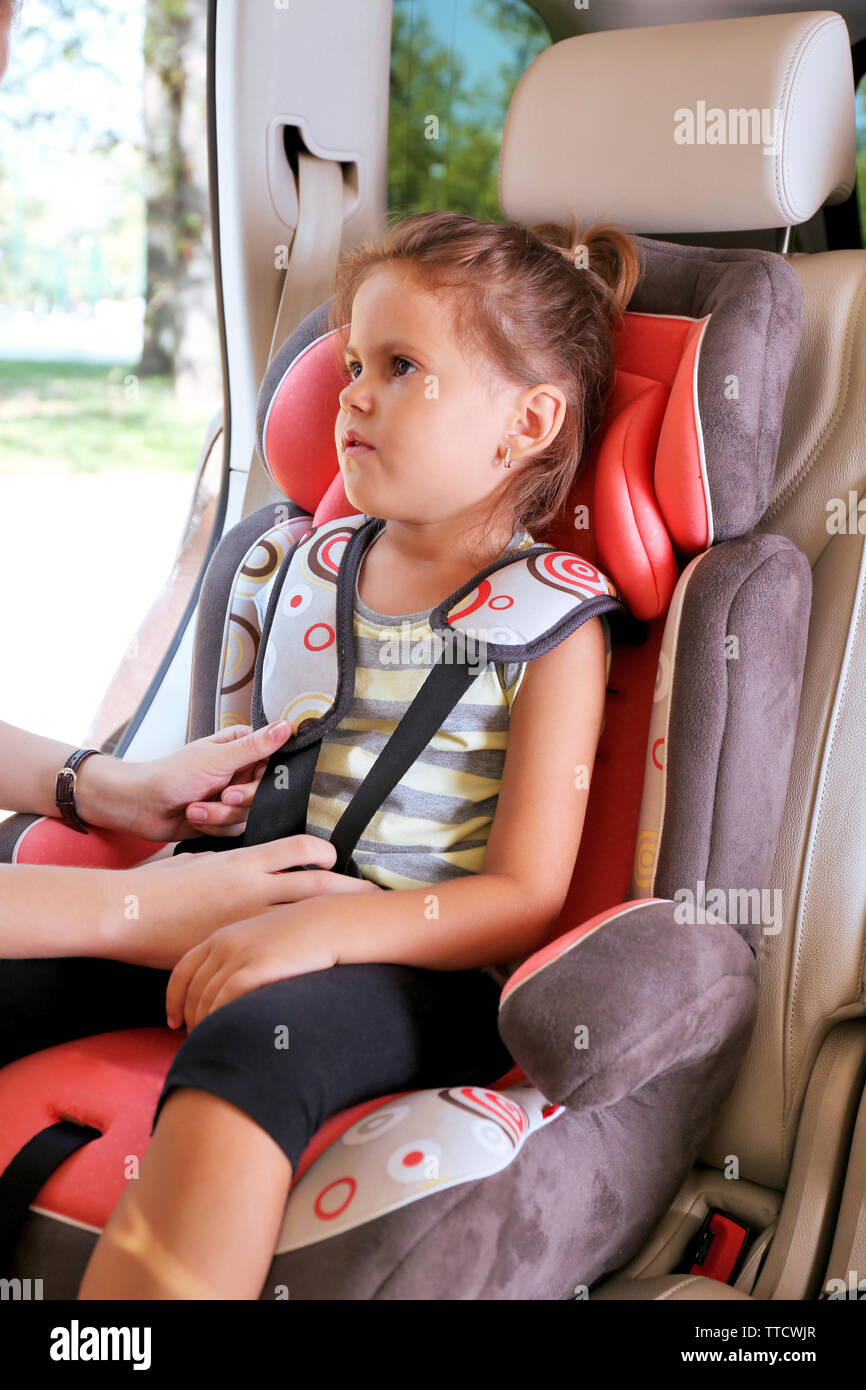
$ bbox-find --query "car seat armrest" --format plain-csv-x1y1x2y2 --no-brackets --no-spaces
497,898,758,1114
0,811,167,869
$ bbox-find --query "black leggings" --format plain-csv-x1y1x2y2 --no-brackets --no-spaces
0,957,514,1174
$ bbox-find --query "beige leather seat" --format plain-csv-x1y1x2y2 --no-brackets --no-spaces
499,8,865,1300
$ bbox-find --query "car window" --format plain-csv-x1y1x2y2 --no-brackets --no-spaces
0,1,222,754
388,0,550,220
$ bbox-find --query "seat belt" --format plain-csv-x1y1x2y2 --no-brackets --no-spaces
240,152,345,520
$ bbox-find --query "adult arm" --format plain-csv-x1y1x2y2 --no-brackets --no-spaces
0,721,126,825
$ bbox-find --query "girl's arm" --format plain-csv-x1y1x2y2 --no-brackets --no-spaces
164,618,609,1030
264,616,607,973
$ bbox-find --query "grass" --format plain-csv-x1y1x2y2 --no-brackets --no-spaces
0,360,216,474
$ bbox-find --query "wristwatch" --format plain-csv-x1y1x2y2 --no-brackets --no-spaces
55,748,102,834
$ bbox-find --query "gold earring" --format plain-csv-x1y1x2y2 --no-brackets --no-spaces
502,446,512,469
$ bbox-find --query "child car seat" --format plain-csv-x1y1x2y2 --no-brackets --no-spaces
0,11,833,1300
0,257,808,1298
172,505,637,883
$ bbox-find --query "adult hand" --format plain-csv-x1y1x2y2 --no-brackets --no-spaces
102,834,381,971
79,720,294,841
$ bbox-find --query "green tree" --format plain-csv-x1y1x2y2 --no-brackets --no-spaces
388,0,549,221
0,0,216,403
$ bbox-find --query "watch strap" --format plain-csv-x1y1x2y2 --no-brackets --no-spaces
55,748,102,834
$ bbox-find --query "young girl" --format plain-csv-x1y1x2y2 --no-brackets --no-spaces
76,210,643,1300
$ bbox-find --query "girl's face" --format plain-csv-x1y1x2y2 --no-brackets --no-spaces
334,265,561,541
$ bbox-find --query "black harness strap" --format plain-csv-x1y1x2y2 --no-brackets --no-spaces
176,640,481,877
172,737,322,860
0,1118,101,1273
328,649,480,875
239,736,323,848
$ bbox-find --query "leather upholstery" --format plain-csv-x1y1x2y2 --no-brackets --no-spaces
495,8,866,1298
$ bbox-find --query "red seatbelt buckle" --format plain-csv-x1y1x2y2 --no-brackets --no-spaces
687,1208,750,1283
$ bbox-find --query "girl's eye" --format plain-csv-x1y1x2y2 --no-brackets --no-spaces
346,356,415,380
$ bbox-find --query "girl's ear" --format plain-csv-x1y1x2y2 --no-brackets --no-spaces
512,384,567,458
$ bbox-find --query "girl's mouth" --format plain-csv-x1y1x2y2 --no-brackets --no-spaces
344,442,374,456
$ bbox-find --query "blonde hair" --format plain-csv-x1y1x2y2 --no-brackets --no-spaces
329,210,644,558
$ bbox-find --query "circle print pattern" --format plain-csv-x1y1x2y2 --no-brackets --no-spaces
281,583,313,618
222,615,258,695
277,690,333,731
307,526,354,584
342,1104,410,1146
242,538,279,581
386,1138,443,1185
303,622,335,653
314,1176,357,1222
528,552,610,599
654,649,672,703
633,829,658,892
448,577,492,621
471,1118,511,1156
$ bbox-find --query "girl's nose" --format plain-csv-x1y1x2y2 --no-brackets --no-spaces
339,376,371,411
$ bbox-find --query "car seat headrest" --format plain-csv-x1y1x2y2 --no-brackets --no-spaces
498,10,856,235
255,227,803,622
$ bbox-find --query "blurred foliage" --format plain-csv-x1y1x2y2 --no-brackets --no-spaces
0,0,134,151
0,0,145,305
388,0,550,221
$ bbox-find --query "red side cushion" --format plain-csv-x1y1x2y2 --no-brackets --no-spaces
13,817,165,869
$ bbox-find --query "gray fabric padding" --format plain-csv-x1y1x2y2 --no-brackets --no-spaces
185,500,311,744
629,234,804,541
258,1021,754,1299
654,534,812,953
10,1215,96,1301
0,811,41,864
498,899,758,1115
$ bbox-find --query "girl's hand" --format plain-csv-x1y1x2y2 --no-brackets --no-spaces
165,901,339,1031
105,835,380,971
102,721,293,841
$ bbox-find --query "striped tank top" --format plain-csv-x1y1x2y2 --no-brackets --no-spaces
304,522,610,987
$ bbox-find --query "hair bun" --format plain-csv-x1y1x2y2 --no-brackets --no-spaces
528,213,644,322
